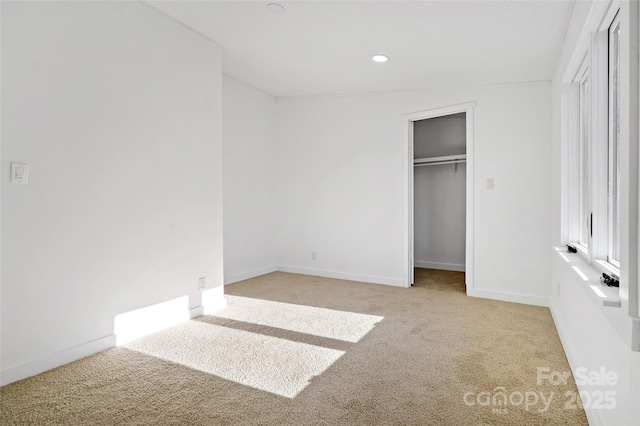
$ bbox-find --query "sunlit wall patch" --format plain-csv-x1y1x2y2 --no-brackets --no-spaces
114,296,190,345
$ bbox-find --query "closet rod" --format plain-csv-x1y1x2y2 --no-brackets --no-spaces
414,159,466,167
414,154,466,165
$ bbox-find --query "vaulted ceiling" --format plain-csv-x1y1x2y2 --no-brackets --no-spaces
148,1,575,98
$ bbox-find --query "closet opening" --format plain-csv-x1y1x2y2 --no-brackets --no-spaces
405,103,475,289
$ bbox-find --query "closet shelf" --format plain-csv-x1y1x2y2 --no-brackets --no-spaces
414,154,466,167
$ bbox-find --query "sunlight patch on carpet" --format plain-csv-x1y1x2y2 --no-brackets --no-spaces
213,295,383,343
123,321,344,398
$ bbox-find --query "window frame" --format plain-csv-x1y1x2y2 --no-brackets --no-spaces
565,5,622,278
578,64,591,250
607,12,622,268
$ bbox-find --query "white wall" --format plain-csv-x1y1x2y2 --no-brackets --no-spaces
551,254,640,425
1,1,224,382
276,82,552,303
414,115,466,271
222,75,278,284
550,1,640,424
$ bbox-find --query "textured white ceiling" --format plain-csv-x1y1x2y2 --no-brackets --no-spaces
148,1,575,98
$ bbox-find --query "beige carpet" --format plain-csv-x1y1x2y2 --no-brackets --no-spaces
1,269,588,425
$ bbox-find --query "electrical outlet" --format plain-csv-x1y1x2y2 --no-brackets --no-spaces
198,277,206,290
312,251,317,261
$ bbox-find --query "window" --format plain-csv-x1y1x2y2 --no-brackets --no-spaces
565,8,622,276
558,0,640,351
608,14,621,267
578,67,591,248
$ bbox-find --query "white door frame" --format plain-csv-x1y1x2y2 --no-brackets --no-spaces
403,101,476,289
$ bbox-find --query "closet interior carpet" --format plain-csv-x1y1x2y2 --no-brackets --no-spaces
0,269,587,425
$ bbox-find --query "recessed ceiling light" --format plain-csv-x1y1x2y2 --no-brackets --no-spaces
372,54,389,63
267,3,285,15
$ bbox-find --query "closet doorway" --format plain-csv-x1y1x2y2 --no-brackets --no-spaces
405,103,475,288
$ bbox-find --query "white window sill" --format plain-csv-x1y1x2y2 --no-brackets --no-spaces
593,258,620,278
554,246,621,308
574,242,589,258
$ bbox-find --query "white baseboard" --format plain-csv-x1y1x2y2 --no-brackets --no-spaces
1,297,226,386
224,265,278,285
277,265,404,287
414,260,465,272
466,288,549,307
203,296,228,314
0,334,116,386
189,306,204,319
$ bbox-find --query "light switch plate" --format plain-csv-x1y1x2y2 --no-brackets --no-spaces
10,162,29,184
486,178,495,190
